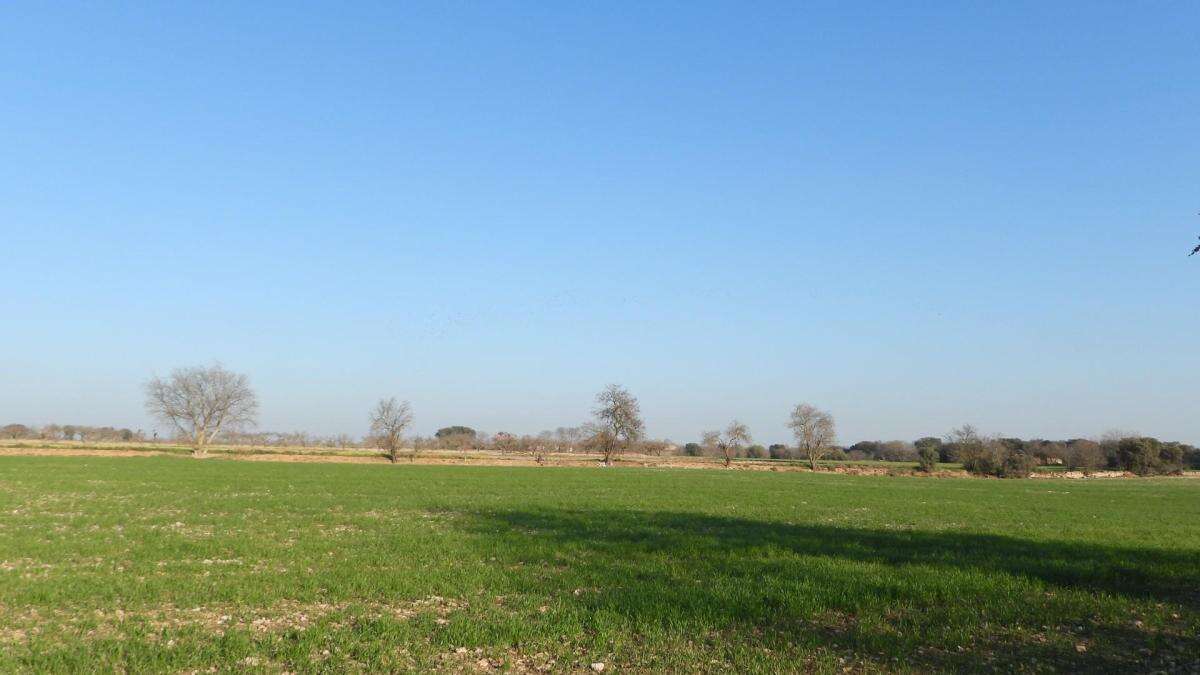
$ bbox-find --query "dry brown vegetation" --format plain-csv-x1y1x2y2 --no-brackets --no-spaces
1,440,1195,479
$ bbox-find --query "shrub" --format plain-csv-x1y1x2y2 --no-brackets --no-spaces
639,440,673,456
847,441,881,459
824,447,847,461
1115,437,1185,476
1099,431,1129,469
2,424,32,440
917,445,938,473
435,426,477,439
768,444,790,460
1159,443,1186,474
960,444,999,475
744,444,767,459
1185,446,1200,470
997,451,1037,478
1066,440,1105,473
960,438,1035,478
682,442,704,457
938,444,961,463
1027,439,1066,465
914,437,942,462
492,432,519,454
955,434,991,473
1118,437,1162,475
879,441,916,462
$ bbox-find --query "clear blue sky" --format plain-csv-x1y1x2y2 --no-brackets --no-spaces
2,2,1197,445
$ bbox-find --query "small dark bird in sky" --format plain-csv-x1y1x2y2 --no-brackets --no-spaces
1191,236,1200,257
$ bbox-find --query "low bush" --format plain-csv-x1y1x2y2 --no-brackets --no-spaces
1159,443,1186,473
917,445,938,473
1118,437,1184,476
997,450,1038,478
962,441,1035,478
1066,440,1106,473
938,444,962,463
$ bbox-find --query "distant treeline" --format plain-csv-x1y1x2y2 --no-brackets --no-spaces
1,424,143,443
4,422,1197,475
833,431,1199,476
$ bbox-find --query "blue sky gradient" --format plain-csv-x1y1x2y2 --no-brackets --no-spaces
2,2,1198,444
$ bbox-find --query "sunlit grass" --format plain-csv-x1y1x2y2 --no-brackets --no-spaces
0,457,1196,672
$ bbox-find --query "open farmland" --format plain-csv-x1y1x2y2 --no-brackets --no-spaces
0,456,1197,673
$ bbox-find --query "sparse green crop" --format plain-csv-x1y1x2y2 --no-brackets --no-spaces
0,457,1197,673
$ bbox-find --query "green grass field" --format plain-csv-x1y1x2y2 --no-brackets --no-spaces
1,457,1197,673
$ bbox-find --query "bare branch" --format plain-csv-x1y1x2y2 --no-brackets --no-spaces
788,403,836,471
591,384,645,465
144,364,258,456
369,397,413,463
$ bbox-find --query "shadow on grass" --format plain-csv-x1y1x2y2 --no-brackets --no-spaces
460,509,1200,672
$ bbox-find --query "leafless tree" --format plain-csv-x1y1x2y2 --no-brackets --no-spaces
144,364,258,457
1098,428,1137,453
704,421,752,467
946,424,985,465
947,424,981,445
369,397,413,463
788,403,836,470
554,426,586,452
639,439,674,456
591,384,645,465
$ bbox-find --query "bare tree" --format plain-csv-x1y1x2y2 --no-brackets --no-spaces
704,421,752,467
945,424,984,465
788,403,836,471
591,384,645,465
144,364,258,457
554,426,586,452
639,439,673,456
369,398,413,463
